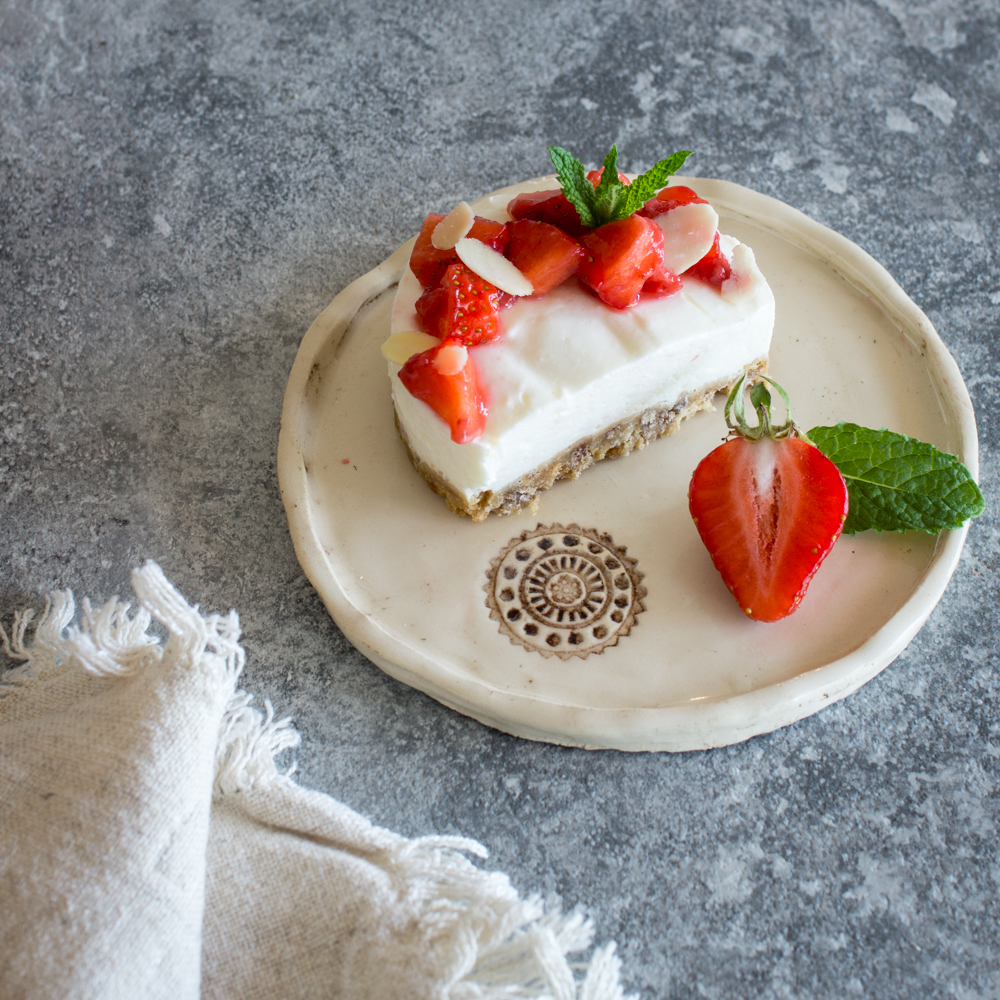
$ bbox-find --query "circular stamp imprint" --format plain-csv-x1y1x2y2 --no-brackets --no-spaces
484,523,647,660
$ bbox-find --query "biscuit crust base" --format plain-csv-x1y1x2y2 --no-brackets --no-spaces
397,359,768,522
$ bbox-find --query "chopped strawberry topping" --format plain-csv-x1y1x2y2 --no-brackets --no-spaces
507,189,587,238
414,286,448,337
399,341,488,444
638,185,708,218
414,262,502,346
684,232,732,287
643,261,684,299
503,220,586,297
577,215,680,309
586,167,631,185
409,214,509,289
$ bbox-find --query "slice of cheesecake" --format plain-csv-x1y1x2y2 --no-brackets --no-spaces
384,171,774,521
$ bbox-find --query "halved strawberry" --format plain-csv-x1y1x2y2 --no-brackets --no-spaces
684,232,732,287
577,215,680,309
688,376,848,622
638,185,708,218
414,262,502,346
409,215,509,289
503,220,586,296
507,189,587,238
398,340,488,444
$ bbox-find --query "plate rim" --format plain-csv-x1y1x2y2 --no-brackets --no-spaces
278,177,977,752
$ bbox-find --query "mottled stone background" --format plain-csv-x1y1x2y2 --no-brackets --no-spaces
2,1,998,996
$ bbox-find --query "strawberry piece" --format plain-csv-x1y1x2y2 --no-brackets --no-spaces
507,169,631,239
643,260,684,299
507,189,587,238
638,185,708,218
684,232,732,287
586,167,631,185
577,215,680,309
409,215,509,289
503,220,586,296
414,262,502,346
445,263,503,345
414,286,448,338
688,384,849,622
399,341,488,444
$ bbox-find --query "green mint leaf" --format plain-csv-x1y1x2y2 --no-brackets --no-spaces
594,145,620,202
622,150,693,216
592,144,629,225
548,144,695,228
807,422,985,535
547,145,596,229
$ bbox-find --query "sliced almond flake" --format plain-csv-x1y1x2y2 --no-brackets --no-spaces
455,237,533,297
432,343,468,376
721,243,760,303
656,202,719,277
431,201,475,250
381,330,440,366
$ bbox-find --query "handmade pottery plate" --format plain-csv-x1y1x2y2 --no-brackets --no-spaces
278,177,978,751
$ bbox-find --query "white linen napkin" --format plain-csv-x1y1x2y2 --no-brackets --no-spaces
0,562,632,1000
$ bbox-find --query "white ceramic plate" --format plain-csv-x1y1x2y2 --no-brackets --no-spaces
278,177,978,752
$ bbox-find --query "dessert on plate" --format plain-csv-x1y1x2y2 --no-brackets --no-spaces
381,145,775,520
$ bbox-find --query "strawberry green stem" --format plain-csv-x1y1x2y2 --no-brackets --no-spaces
725,373,799,442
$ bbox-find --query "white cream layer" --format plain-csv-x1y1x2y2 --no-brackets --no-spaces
389,233,774,502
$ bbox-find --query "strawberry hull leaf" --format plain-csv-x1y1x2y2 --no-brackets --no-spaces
807,423,985,535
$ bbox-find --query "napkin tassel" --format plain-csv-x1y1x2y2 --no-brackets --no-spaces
2,563,634,1000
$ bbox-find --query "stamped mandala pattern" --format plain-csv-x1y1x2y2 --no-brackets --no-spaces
484,523,646,660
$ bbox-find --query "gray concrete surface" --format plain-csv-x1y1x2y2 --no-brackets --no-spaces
2,1,998,996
